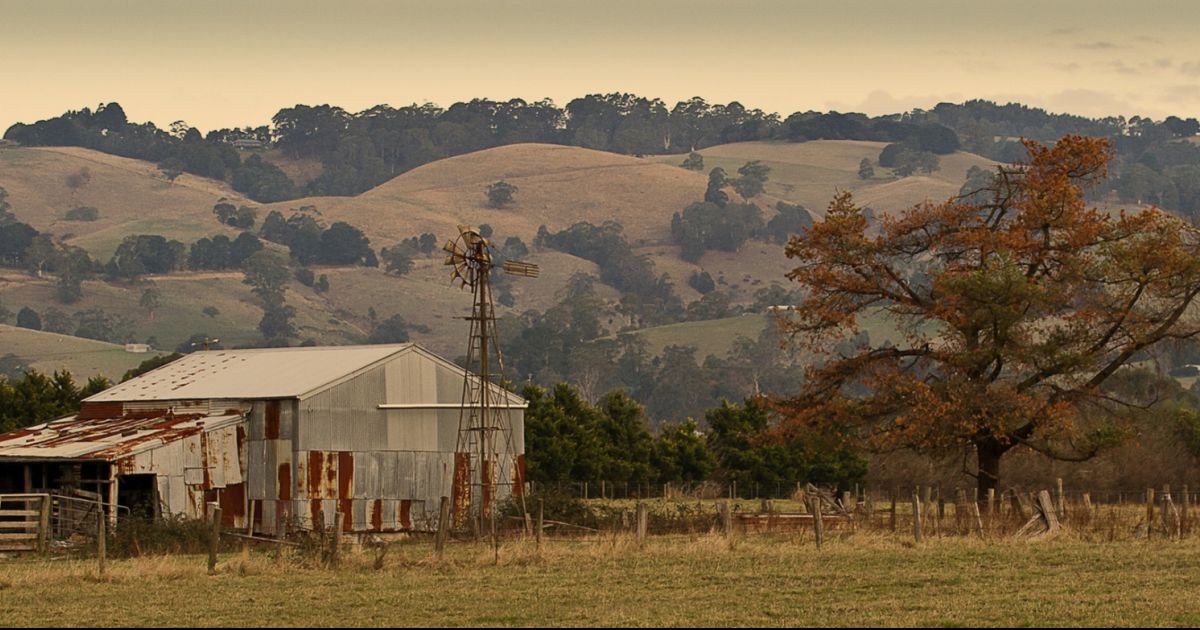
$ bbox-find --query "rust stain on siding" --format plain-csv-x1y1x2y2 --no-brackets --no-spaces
338,499,353,531
452,452,470,525
278,464,291,501
265,401,280,439
307,451,323,497
219,483,245,526
400,499,411,530
324,453,338,499
200,432,212,489
337,451,353,499
371,499,382,531
482,459,494,515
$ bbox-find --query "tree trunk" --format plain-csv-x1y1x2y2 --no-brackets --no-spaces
975,439,1008,500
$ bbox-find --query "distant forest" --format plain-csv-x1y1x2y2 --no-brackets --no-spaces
7,97,1199,217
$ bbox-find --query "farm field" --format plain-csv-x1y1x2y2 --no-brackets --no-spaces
2,536,1198,627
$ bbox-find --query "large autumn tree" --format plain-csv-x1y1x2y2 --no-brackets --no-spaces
777,136,1200,495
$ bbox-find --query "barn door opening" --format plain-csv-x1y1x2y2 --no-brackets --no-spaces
117,474,160,520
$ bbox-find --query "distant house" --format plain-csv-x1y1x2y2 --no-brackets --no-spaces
231,138,264,150
0,344,526,534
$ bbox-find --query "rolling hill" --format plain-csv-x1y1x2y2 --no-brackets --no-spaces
0,140,993,380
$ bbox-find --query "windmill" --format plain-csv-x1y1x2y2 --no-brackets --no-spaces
443,225,538,544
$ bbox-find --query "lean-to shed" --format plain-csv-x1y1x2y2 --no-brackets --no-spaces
0,344,526,534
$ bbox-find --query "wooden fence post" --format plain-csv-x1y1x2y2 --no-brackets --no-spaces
536,498,545,549
1182,485,1191,535
810,497,824,549
208,504,222,576
717,501,732,537
1056,478,1065,523
330,512,342,566
37,494,50,554
635,502,648,547
889,494,897,532
97,500,107,577
435,496,449,558
1146,488,1155,539
912,493,923,543
242,500,255,561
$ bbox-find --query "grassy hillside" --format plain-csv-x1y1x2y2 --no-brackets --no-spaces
0,324,148,379
617,308,925,360
0,146,246,259
653,140,996,217
0,140,984,377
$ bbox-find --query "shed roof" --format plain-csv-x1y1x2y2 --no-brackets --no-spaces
0,412,242,461
86,344,414,403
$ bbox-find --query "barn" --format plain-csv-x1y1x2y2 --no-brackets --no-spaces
0,344,526,535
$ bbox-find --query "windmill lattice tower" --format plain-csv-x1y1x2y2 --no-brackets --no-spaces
443,225,539,538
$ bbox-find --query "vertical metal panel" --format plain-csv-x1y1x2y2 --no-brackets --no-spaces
414,452,430,500
248,440,268,500
168,475,188,515
183,434,202,476
397,451,415,498
157,475,172,514
377,451,398,499
248,401,265,441
321,499,336,528
352,499,368,531
385,409,438,451
280,400,297,441
385,352,437,405
298,396,331,452
294,451,309,500
207,430,226,488
511,410,525,454
149,439,183,475
260,500,277,536
220,426,242,485
435,362,467,404
353,453,371,499
436,409,459,453
381,498,396,529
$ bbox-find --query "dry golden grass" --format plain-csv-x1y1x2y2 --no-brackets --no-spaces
0,147,245,259
2,531,1199,627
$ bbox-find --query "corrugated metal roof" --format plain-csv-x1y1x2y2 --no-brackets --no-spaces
86,344,414,403
0,413,243,461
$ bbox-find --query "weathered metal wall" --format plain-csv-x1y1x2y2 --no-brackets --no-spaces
286,352,525,533
244,399,296,535
116,417,248,527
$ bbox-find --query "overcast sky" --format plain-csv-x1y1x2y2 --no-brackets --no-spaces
3,0,1198,131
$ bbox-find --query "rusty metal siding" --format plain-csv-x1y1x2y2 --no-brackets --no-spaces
279,352,526,533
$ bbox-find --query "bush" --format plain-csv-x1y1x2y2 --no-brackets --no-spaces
107,514,224,558
688,271,715,294
295,267,315,287
486,181,517,208
64,206,99,221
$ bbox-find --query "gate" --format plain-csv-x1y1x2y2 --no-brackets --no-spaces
0,494,50,552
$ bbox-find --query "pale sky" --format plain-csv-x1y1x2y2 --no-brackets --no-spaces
2,0,1198,132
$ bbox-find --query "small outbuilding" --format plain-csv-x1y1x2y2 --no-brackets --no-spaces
0,344,526,534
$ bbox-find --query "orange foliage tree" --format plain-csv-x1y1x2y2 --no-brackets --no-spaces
777,136,1200,496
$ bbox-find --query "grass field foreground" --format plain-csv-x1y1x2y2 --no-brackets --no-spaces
2,535,1199,627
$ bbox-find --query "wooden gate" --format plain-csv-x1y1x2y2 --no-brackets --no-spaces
0,494,51,552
